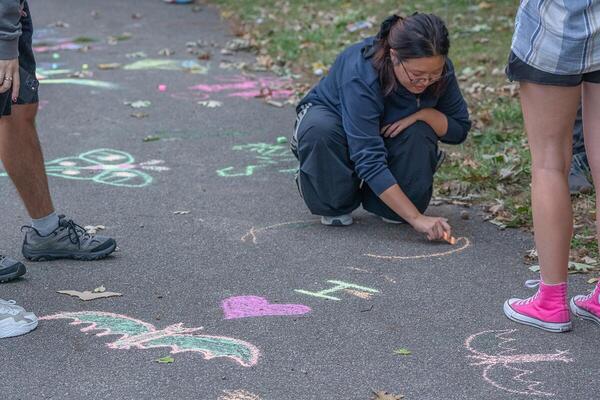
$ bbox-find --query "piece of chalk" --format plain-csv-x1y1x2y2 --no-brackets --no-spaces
443,232,457,245
158,84,167,92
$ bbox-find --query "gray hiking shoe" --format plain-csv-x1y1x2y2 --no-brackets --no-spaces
0,255,26,283
0,299,38,339
321,214,353,226
21,215,116,261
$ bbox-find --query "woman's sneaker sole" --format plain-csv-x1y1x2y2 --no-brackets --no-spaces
0,319,38,338
569,298,600,326
503,300,572,333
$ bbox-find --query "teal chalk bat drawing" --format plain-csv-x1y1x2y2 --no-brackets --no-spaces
41,311,260,367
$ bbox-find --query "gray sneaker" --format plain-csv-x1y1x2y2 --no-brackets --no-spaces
569,152,593,194
0,255,26,283
0,299,38,339
22,215,117,261
320,214,353,226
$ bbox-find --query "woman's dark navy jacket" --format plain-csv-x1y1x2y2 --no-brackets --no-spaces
298,37,471,197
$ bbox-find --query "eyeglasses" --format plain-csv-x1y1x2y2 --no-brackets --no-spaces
400,60,447,85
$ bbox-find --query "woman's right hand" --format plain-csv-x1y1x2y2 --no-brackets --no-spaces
410,214,452,241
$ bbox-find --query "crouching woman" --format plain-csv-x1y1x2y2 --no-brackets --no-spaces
291,13,471,241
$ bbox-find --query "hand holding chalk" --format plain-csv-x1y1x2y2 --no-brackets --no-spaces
412,215,452,242
443,231,457,245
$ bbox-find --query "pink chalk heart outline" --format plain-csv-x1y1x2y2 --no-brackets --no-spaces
222,296,311,320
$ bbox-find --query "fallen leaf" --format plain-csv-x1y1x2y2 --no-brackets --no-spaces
127,100,151,108
346,20,373,33
158,48,175,56
478,1,494,10
57,290,122,301
371,390,404,400
84,224,105,234
568,261,598,274
143,135,160,142
131,112,149,119
588,277,599,284
155,356,174,364
93,285,106,293
393,348,411,356
97,63,121,70
48,20,70,28
225,38,253,51
265,100,284,108
197,100,223,108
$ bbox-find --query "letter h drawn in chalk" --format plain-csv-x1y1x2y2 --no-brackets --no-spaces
295,280,379,301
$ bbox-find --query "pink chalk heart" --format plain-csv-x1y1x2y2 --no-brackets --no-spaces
222,296,311,320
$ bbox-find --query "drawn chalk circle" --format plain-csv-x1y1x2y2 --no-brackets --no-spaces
364,237,471,261
242,219,471,261
241,220,320,244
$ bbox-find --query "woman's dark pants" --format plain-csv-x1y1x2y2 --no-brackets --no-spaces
291,105,438,222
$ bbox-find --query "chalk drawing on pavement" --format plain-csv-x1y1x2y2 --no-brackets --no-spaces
465,329,572,397
222,296,311,320
241,220,320,245
295,280,379,301
217,139,297,178
364,237,471,261
0,149,167,188
123,59,209,74
187,75,293,99
37,63,118,90
40,311,260,367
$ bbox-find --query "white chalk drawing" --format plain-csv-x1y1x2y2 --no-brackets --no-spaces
465,329,573,396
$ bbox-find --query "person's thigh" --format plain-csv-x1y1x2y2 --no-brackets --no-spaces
520,83,581,173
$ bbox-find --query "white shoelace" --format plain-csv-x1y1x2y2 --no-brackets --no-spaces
0,300,22,316
516,280,541,305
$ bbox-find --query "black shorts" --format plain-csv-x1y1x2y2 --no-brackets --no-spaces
506,51,600,87
0,0,39,117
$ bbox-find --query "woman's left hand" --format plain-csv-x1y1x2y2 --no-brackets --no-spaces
380,113,419,138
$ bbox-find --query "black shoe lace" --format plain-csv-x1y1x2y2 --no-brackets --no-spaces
62,219,91,247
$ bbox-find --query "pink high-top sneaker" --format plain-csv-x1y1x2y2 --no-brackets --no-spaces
570,282,600,326
504,280,572,332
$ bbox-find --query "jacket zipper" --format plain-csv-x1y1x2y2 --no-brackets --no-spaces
416,95,421,108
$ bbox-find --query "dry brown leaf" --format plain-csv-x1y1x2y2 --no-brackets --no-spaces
57,290,122,301
371,390,404,400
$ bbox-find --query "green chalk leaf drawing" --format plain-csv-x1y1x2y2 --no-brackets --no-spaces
40,311,260,367
155,356,175,364
217,140,297,178
0,148,168,188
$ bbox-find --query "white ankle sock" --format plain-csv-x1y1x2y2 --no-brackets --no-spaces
32,212,59,236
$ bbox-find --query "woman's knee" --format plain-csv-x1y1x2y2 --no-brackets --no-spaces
297,113,345,155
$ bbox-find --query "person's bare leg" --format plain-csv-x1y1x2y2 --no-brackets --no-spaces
0,103,54,219
519,82,581,284
582,82,600,250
